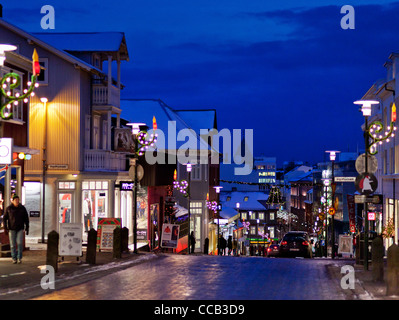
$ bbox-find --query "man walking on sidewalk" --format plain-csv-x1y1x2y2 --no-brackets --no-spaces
3,194,29,264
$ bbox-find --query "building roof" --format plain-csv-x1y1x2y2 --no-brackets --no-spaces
32,32,129,61
220,191,269,212
0,19,104,75
121,99,217,154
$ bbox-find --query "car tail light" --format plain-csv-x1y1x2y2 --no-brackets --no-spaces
302,241,309,246
281,241,287,245
267,248,271,252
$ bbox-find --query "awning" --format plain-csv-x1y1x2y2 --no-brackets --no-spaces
13,145,40,155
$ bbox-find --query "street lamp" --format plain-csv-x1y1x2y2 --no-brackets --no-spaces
0,44,17,66
236,202,240,256
41,97,48,244
353,99,379,270
326,150,340,259
214,185,223,255
185,162,192,254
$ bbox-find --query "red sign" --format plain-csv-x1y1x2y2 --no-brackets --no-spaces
368,212,376,221
347,195,356,233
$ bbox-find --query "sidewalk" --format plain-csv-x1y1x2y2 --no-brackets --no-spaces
326,257,399,300
0,243,158,300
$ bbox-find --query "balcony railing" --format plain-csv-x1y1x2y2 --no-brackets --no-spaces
84,149,127,171
92,83,120,108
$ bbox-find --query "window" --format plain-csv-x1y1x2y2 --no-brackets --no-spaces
93,115,100,149
244,196,249,202
258,212,264,220
250,226,256,234
102,120,108,150
37,58,49,85
241,212,247,220
85,115,91,148
270,213,275,220
191,164,201,180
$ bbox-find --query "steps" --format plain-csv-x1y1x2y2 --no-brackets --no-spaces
0,243,11,257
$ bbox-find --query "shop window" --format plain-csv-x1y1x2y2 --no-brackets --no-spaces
82,180,109,232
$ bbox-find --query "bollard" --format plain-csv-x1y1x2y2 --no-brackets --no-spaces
86,228,97,265
204,238,209,255
386,244,399,296
113,227,122,259
46,230,59,273
121,227,129,253
371,236,384,282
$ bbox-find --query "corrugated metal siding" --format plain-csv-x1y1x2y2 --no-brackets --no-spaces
26,57,82,173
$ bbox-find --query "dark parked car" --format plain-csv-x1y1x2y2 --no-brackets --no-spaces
279,231,313,258
267,244,280,257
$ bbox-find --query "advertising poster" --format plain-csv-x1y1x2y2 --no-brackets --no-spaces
97,218,121,250
338,234,353,256
59,223,83,257
161,224,180,249
137,186,148,241
347,195,356,233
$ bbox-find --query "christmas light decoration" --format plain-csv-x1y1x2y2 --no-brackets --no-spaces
0,48,41,120
173,179,189,197
265,186,285,206
136,116,158,156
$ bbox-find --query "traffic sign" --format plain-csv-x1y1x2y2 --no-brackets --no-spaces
355,172,378,195
328,207,336,216
355,153,378,174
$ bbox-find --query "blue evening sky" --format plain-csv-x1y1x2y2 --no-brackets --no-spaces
4,1,399,166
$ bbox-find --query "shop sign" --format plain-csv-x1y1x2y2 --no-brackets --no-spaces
118,181,134,191
368,212,376,221
59,223,83,257
161,223,180,249
0,138,12,164
96,218,121,250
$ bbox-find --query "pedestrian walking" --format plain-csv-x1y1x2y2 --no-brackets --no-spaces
189,231,196,253
227,236,232,255
3,194,29,264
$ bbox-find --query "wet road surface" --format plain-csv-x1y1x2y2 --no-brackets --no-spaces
33,254,345,300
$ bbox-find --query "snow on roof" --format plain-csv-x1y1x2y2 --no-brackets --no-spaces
121,99,216,153
220,191,269,211
175,110,217,133
0,19,104,74
32,32,129,61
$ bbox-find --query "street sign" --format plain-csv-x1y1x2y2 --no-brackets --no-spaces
0,138,12,164
354,194,383,204
334,177,356,182
355,153,378,174
368,212,376,221
355,172,378,195
328,207,336,216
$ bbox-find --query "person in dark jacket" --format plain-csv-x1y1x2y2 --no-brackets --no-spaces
3,194,29,264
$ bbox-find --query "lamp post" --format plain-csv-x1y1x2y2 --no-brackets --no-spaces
214,186,223,254
127,121,149,254
354,100,379,270
236,202,240,256
41,97,48,244
326,150,340,259
185,162,192,254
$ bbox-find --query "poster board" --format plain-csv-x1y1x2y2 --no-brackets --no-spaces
97,218,121,250
338,234,353,256
161,224,180,249
59,223,83,257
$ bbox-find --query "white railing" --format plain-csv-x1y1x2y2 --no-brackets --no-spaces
84,149,127,171
92,84,120,108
